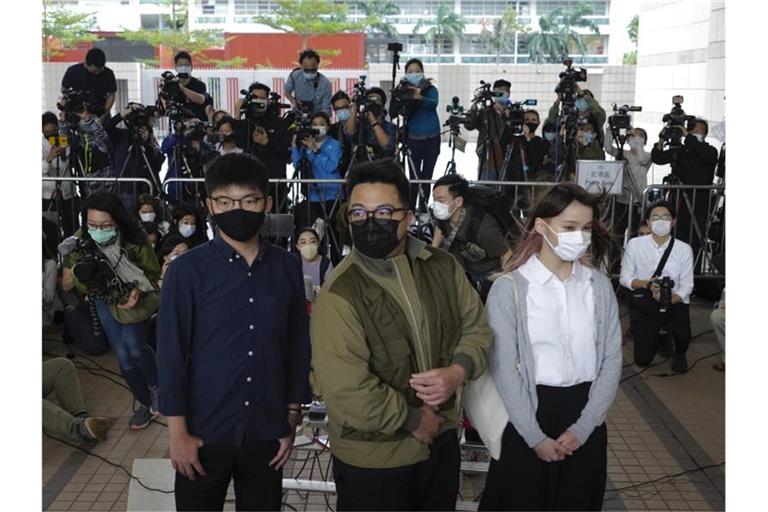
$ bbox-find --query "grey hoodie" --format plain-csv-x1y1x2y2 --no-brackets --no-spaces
485,266,622,448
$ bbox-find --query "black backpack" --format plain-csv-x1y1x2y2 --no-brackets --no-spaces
464,187,519,247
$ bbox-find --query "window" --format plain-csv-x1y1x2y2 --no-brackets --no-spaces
462,0,515,17
235,0,278,15
399,0,441,16
201,0,229,16
114,79,129,116
537,0,609,16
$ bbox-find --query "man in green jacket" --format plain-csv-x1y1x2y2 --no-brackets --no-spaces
310,159,493,511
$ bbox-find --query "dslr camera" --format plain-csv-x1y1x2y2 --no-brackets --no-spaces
661,95,696,149
555,59,587,105
71,238,136,304
654,276,676,313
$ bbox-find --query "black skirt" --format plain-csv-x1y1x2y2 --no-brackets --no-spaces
479,381,608,511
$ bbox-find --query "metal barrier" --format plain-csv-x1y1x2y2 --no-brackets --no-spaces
640,184,725,276
42,176,156,196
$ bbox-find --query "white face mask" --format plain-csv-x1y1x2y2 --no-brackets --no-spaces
299,243,319,261
651,219,672,237
628,137,643,150
140,212,156,223
179,224,196,238
694,133,705,142
431,199,457,221
313,125,327,138
542,221,592,262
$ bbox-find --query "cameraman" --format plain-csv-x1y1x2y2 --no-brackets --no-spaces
105,104,165,210
504,109,551,182
547,85,606,133
604,126,651,237
620,201,694,373
465,79,511,181
651,118,718,255
61,48,117,125
284,49,332,116
329,91,355,177
161,116,216,204
163,51,212,122
576,119,605,161
343,87,397,165
42,111,78,235
238,82,290,210
59,100,115,192
61,191,162,430
390,58,441,212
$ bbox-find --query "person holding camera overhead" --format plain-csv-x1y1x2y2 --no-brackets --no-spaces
284,49,332,116
390,58,441,212
61,191,162,431
163,51,212,122
620,200,694,373
61,48,117,125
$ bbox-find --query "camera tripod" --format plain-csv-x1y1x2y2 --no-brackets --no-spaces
116,130,162,204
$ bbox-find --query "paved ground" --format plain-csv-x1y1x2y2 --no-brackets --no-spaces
42,296,725,511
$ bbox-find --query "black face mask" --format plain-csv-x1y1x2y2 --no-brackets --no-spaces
350,217,403,259
213,209,265,242
525,122,539,134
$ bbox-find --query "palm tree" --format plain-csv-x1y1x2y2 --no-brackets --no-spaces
528,0,600,64
357,0,400,38
480,7,530,65
413,3,467,63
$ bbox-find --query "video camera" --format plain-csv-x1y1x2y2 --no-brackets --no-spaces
159,71,184,103
294,101,320,141
474,80,506,105
123,103,159,129
555,59,587,105
351,75,380,116
71,237,136,305
609,104,642,130
505,99,538,137
445,96,469,131
57,87,91,115
661,95,697,149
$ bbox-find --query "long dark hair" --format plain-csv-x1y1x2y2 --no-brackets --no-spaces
505,183,618,272
80,191,147,246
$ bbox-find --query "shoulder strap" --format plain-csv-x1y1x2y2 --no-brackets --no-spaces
320,256,330,286
652,237,675,278
465,205,486,245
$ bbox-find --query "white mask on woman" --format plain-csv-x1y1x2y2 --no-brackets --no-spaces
542,222,592,262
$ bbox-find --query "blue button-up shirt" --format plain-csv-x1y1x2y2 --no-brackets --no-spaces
157,236,311,446
284,69,332,116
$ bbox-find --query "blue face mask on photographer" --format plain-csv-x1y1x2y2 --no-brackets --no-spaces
89,227,118,246
575,98,589,112
406,72,423,86
544,132,557,142
336,108,351,122
303,70,318,81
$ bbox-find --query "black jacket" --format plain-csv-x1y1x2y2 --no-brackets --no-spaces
238,113,289,179
651,134,718,185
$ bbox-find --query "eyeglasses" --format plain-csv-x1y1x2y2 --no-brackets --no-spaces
347,207,408,226
87,223,115,231
210,194,265,212
649,215,672,221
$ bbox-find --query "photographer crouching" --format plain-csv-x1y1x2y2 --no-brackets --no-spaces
61,191,162,430
620,201,694,373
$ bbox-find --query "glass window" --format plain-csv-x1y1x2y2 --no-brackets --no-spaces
537,0,610,16
567,34,607,55
399,0,440,16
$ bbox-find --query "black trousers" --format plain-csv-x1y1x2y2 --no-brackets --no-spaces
629,302,692,366
480,382,607,511
332,429,460,511
174,440,282,512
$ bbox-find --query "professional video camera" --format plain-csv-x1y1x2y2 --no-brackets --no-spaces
445,96,470,129
555,59,588,105
294,101,320,141
609,104,642,131
661,95,697,149
71,238,136,305
474,80,505,105
505,99,538,137
123,102,159,129
57,87,91,114
159,71,184,103
392,76,417,110
181,118,209,141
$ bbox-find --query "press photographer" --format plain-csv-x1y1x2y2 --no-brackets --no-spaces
390,58,441,212
105,103,165,210
576,118,606,162
342,84,397,169
61,191,162,430
464,79,512,181
161,115,216,204
42,111,78,236
620,201,694,373
214,116,243,156
61,48,117,125
157,52,212,122
284,49,332,116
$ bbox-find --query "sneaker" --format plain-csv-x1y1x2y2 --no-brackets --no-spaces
671,352,688,373
129,405,154,430
81,417,110,442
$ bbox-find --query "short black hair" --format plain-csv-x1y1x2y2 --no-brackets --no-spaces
346,158,409,207
434,174,469,200
331,90,350,106
248,82,270,95
524,109,540,122
646,200,677,220
174,51,192,64
493,79,511,90
299,49,321,65
542,120,557,133
367,87,388,107
42,111,58,128
81,191,146,245
405,58,424,72
311,111,331,126
694,118,709,135
172,203,201,223
85,48,106,68
205,153,270,197
215,115,237,131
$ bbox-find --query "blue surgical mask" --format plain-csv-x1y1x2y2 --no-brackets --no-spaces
336,108,351,122
544,132,557,142
406,72,423,86
303,70,318,81
575,98,589,112
581,132,595,145
179,224,196,238
494,92,510,104
89,227,117,246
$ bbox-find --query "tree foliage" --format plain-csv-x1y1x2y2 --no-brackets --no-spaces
528,0,600,64
480,7,530,64
357,0,401,39
42,0,99,62
413,2,467,61
623,14,639,64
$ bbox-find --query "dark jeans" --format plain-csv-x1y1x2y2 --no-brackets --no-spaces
174,440,282,511
93,299,158,406
480,383,607,511
332,429,460,511
407,135,441,212
629,302,692,366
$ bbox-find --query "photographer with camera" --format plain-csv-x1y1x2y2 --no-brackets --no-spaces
576,119,606,162
344,87,398,164
61,191,162,430
620,201,694,372
105,103,165,210
604,125,651,237
547,85,606,134
161,115,217,204
284,49,332,116
158,51,212,122
213,116,243,156
465,79,511,181
43,111,79,235
61,48,117,125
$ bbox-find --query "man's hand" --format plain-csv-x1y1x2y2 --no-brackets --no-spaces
170,431,206,480
118,288,140,310
411,405,443,444
269,430,296,471
252,127,269,146
533,437,571,462
46,146,66,163
650,281,661,302
409,364,466,407
556,431,581,453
